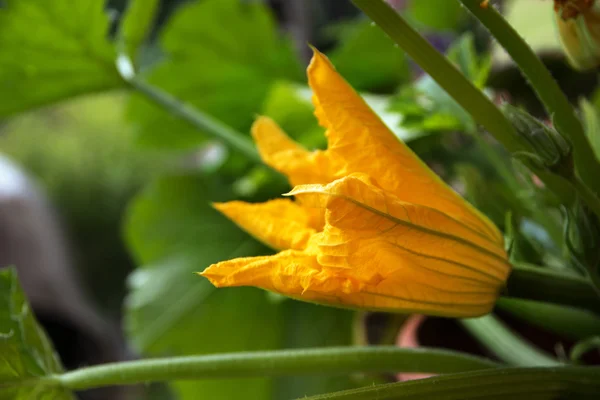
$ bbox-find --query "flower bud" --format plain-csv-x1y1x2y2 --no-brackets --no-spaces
554,0,600,70
503,104,573,177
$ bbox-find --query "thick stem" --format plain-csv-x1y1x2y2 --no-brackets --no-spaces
302,366,600,400
505,263,600,313
457,0,600,195
50,347,498,391
126,77,261,163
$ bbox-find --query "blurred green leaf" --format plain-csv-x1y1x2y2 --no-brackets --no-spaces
124,174,359,399
0,0,123,117
128,0,302,150
124,174,280,399
260,81,325,149
118,0,160,62
301,366,600,400
406,0,465,31
0,93,163,313
273,302,358,398
329,20,410,91
0,268,73,399
390,33,490,134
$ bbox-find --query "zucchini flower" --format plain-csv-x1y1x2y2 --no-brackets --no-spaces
554,0,600,70
199,49,510,317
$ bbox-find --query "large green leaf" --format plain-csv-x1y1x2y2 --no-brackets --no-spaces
0,268,73,399
128,0,302,150
301,366,600,400
124,174,359,399
0,0,123,117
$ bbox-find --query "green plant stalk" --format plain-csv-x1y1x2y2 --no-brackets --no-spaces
352,0,520,151
301,366,600,400
505,262,600,313
126,76,261,163
39,347,498,391
460,314,560,366
497,297,600,341
570,336,600,362
350,0,575,208
457,0,600,195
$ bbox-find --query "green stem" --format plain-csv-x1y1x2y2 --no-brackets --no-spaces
460,314,561,366
457,0,600,194
126,76,261,163
50,347,497,391
302,366,600,400
505,263,600,313
350,0,575,206
351,0,520,152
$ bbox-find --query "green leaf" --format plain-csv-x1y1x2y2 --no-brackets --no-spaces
0,268,73,399
260,81,325,149
329,20,410,91
128,0,302,150
273,303,358,399
300,366,600,400
390,33,491,135
406,0,465,31
0,0,123,117
124,174,360,399
124,174,279,399
117,0,160,62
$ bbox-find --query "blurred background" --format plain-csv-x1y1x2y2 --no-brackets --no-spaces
1,0,598,399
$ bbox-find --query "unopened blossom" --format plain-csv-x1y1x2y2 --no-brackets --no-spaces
199,49,511,318
554,0,600,70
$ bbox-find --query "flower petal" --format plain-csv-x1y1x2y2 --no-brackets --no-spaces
307,49,500,242
214,199,317,250
287,174,510,316
251,116,335,186
200,250,363,300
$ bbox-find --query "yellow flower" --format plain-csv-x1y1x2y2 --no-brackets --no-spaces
199,49,511,317
554,0,600,70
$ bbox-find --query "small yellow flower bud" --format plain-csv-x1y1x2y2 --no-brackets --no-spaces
554,0,600,70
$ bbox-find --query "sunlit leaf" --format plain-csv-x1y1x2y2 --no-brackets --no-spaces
0,0,123,117
0,268,73,400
